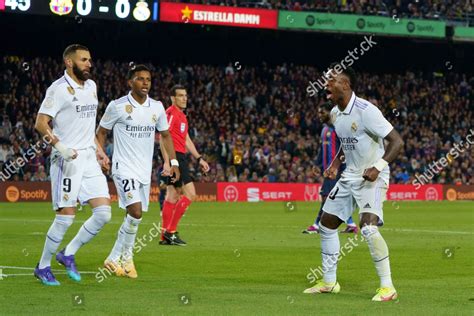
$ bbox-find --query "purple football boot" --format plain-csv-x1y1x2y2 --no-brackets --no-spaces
34,264,60,286
56,249,81,282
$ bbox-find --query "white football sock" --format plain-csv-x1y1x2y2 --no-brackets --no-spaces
39,215,74,269
319,223,340,284
65,205,111,256
121,214,142,262
107,218,127,262
361,225,393,288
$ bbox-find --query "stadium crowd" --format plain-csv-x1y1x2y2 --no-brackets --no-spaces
0,55,472,185
163,0,473,22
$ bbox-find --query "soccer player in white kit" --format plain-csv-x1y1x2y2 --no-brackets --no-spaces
34,44,112,286
303,64,404,301
97,64,180,278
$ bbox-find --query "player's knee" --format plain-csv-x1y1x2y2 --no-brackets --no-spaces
93,205,112,225
165,191,179,203
359,213,379,228
186,192,197,202
127,208,142,219
320,212,342,229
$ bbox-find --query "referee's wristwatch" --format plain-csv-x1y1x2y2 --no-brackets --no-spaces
170,159,179,167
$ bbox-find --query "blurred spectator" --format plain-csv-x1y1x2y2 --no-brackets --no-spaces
0,56,472,185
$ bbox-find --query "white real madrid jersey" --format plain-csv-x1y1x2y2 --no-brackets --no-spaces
100,92,169,184
38,71,98,150
330,92,393,184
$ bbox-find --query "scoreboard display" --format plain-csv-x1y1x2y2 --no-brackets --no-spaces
1,0,159,23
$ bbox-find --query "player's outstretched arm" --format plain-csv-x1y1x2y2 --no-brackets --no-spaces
185,133,210,173
35,113,77,161
159,130,180,181
363,128,404,182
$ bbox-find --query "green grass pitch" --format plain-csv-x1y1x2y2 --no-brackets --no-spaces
0,201,473,315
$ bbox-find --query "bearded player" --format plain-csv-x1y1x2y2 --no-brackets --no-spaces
97,65,180,278
303,64,404,301
159,85,210,246
34,44,111,286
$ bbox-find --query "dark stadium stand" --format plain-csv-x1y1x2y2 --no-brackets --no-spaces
0,56,472,185
162,0,474,25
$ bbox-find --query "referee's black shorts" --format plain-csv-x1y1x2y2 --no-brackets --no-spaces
166,152,193,187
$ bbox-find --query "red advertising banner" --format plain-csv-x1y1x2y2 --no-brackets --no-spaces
387,184,443,201
217,183,446,202
217,183,321,202
0,182,217,203
2,182,468,203
159,2,278,29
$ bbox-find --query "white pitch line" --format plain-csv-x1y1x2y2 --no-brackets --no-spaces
384,228,474,235
1,271,97,277
0,265,34,270
0,218,472,235
0,265,97,273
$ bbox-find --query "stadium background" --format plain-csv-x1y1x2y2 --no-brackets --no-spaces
0,1,473,315
1,1,473,203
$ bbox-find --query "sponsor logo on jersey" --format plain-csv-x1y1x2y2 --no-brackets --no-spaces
125,104,133,114
67,86,75,95
75,104,97,112
93,91,98,100
339,137,358,144
180,122,186,133
125,125,155,132
72,97,78,102
152,114,157,123
126,116,133,120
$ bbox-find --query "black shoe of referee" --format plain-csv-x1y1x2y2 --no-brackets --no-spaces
164,231,187,246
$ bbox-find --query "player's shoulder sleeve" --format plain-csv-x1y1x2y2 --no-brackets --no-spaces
99,100,120,130
38,77,67,118
153,100,169,132
360,99,393,139
87,79,97,89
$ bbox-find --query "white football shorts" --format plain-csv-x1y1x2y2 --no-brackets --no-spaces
322,178,388,225
50,146,110,210
113,175,150,212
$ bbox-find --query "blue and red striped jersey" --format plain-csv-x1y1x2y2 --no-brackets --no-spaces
316,123,341,171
